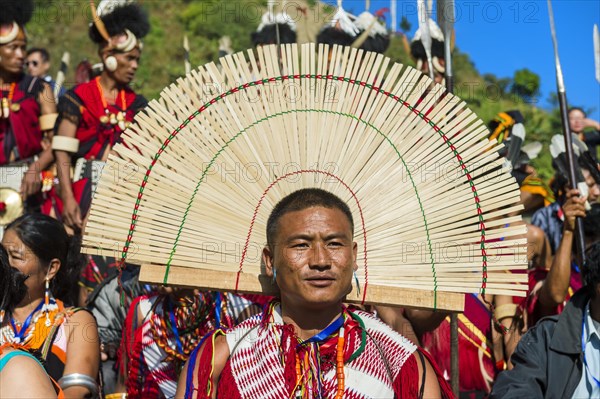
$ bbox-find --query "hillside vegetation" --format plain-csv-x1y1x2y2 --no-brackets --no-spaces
27,0,583,180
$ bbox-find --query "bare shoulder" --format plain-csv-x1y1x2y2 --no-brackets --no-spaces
0,351,57,398
66,308,97,324
414,351,442,399
205,334,230,378
64,308,98,336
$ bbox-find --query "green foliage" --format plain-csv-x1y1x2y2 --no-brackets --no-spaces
24,0,567,182
511,68,541,103
400,16,411,33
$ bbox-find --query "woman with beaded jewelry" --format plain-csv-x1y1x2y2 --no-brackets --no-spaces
53,1,149,232
0,244,59,398
0,0,58,210
0,213,100,398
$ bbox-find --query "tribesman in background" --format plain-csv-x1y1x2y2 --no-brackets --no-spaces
251,7,297,47
0,0,57,216
50,1,150,304
488,110,555,214
52,1,149,234
316,3,390,55
404,18,446,85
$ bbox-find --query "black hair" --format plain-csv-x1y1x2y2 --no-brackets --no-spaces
550,155,597,201
251,24,296,47
0,0,33,26
583,242,600,298
583,203,600,241
360,34,390,54
410,38,445,60
26,47,50,62
5,214,86,306
266,188,354,249
568,107,586,118
317,27,356,47
0,245,28,312
89,3,150,44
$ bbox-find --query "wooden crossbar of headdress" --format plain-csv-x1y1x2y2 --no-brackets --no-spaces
82,44,528,312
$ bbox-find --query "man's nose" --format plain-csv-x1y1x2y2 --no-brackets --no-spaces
310,243,331,267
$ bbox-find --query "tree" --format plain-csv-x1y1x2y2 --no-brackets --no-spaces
483,73,512,96
400,16,411,34
511,68,541,103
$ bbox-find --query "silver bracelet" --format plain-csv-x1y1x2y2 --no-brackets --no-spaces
58,373,99,397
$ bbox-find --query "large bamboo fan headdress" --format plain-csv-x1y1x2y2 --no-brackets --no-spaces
83,44,528,311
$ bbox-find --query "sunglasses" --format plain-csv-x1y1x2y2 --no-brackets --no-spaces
24,60,39,67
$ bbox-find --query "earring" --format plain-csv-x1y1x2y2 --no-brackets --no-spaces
354,271,361,296
43,277,51,327
104,56,117,72
272,268,277,284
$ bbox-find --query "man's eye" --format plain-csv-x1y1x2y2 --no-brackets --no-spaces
292,243,308,248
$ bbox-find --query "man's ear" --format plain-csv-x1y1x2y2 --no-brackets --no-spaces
263,246,274,277
352,242,358,272
46,258,60,281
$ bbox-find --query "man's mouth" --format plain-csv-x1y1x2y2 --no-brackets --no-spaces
305,276,336,287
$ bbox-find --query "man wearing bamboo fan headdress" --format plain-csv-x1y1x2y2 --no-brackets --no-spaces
176,188,453,399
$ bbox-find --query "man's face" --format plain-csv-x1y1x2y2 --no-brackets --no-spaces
0,26,26,75
25,51,49,77
105,46,141,85
263,206,357,310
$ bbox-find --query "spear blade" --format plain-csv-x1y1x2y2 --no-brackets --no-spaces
183,35,191,75
594,24,599,83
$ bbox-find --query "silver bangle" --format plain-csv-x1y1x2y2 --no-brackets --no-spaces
58,373,99,397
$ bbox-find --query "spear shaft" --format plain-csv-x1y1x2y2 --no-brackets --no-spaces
547,0,586,265
54,52,69,102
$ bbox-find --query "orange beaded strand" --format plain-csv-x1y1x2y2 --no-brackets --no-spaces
295,352,302,392
293,324,346,399
335,325,345,399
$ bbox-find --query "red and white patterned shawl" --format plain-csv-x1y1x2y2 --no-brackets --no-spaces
222,304,417,399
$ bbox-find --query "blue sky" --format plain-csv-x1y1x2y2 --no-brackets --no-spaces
325,0,600,119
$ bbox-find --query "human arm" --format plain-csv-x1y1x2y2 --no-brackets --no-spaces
526,224,552,270
175,334,229,399
490,322,551,398
393,347,452,399
493,294,523,369
61,310,101,398
582,118,600,132
21,83,57,197
538,189,586,309
404,308,448,338
54,118,82,230
374,306,420,345
0,351,58,398
415,350,442,399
